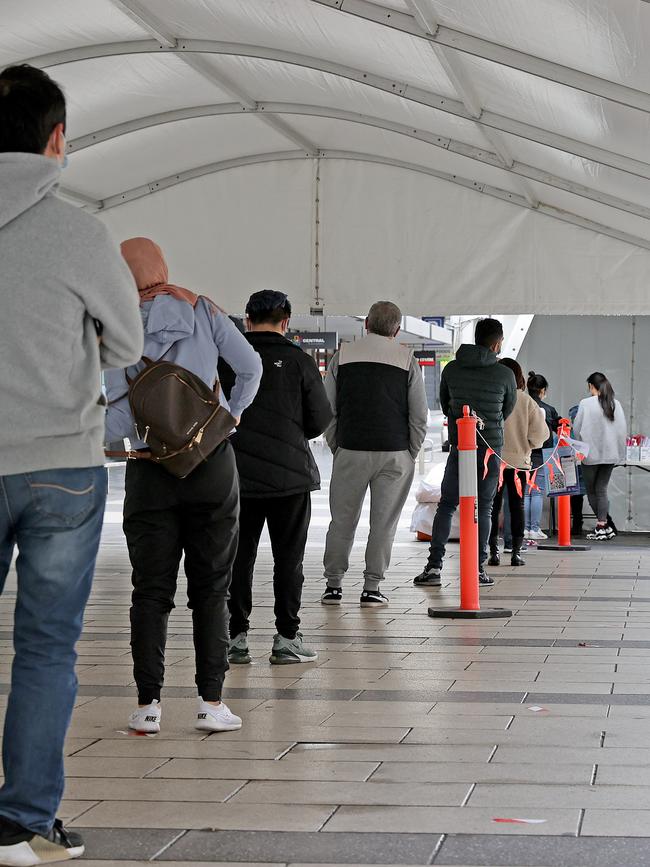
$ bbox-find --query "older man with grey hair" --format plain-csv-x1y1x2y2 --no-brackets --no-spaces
321,301,429,607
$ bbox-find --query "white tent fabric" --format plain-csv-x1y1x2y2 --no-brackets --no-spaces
5,0,650,314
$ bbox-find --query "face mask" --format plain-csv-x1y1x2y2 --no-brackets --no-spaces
60,134,68,169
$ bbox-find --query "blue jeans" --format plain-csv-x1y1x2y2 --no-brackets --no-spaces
0,467,107,834
428,445,499,571
524,467,547,532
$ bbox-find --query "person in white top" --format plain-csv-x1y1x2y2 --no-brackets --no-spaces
573,372,627,541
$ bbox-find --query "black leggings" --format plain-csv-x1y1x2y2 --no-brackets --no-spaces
490,469,527,549
582,463,615,523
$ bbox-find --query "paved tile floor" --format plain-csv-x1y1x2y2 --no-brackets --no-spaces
2,450,650,866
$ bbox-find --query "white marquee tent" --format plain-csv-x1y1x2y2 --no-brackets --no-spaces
3,0,650,314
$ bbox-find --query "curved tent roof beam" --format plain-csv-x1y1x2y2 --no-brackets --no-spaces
25,41,650,183
313,0,650,116
67,102,650,221
83,147,650,253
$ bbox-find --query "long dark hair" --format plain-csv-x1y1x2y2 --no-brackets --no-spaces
528,371,548,400
587,371,616,421
499,357,525,390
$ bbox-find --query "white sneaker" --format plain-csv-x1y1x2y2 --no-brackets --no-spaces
128,700,161,734
524,530,532,540
530,529,548,540
196,699,242,732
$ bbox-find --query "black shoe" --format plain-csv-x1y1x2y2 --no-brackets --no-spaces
360,589,389,608
0,816,84,865
510,538,526,567
479,570,495,586
321,586,343,605
607,514,619,536
487,549,500,567
414,566,442,586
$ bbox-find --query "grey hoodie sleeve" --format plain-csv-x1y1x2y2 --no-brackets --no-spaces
408,355,429,459
211,312,262,419
80,221,144,370
323,351,340,453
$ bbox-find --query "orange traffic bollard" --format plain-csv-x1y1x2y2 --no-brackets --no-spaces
539,418,589,552
429,406,512,620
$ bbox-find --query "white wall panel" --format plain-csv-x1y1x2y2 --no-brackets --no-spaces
99,160,313,313
317,159,650,315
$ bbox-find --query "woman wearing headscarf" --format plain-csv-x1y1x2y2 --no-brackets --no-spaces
573,372,627,541
104,238,262,734
488,359,548,567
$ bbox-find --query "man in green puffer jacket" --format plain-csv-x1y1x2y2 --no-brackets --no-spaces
414,318,517,587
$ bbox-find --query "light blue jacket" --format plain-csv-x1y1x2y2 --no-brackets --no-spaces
105,295,262,447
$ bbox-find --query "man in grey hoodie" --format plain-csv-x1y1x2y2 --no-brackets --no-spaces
0,65,143,864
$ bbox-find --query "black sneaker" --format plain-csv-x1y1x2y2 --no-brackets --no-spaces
321,586,343,605
413,566,442,587
479,570,495,586
0,816,84,865
360,590,389,608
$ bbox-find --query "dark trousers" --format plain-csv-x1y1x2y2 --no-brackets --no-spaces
571,494,584,533
123,442,239,704
490,468,527,550
428,445,500,570
582,463,615,523
229,493,311,640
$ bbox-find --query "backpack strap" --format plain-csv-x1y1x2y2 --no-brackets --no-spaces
104,449,152,461
107,346,176,406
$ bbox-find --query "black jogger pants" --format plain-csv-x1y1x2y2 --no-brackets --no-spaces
123,442,239,704
228,492,311,640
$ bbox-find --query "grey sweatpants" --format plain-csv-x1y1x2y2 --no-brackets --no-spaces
323,448,415,592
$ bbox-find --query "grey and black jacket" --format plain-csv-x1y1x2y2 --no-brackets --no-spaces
324,333,428,458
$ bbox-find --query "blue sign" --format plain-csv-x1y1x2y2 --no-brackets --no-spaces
422,316,446,328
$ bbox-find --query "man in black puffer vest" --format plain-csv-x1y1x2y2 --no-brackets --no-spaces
223,291,332,666
414,318,517,588
321,302,429,609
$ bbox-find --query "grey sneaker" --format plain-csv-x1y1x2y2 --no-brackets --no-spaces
414,566,442,586
228,632,251,665
270,632,318,665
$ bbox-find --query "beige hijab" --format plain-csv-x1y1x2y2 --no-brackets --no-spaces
120,237,199,307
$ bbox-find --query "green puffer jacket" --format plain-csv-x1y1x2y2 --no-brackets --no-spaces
440,345,517,450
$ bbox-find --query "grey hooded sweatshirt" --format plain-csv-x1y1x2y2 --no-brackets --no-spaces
0,153,144,475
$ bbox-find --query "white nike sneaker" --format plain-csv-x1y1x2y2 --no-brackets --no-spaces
128,700,161,734
195,698,242,732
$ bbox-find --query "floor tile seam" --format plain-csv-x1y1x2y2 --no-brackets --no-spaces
149,829,188,861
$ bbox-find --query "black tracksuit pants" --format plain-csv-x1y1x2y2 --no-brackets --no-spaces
228,492,311,640
123,442,239,704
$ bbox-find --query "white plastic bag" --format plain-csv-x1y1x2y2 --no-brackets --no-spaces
410,501,460,540
414,462,446,503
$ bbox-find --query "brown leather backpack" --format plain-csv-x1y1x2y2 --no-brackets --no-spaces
107,356,235,479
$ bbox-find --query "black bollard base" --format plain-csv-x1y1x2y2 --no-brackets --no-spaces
428,607,513,619
537,543,590,551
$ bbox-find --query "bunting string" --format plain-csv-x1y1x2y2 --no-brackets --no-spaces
475,421,583,494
